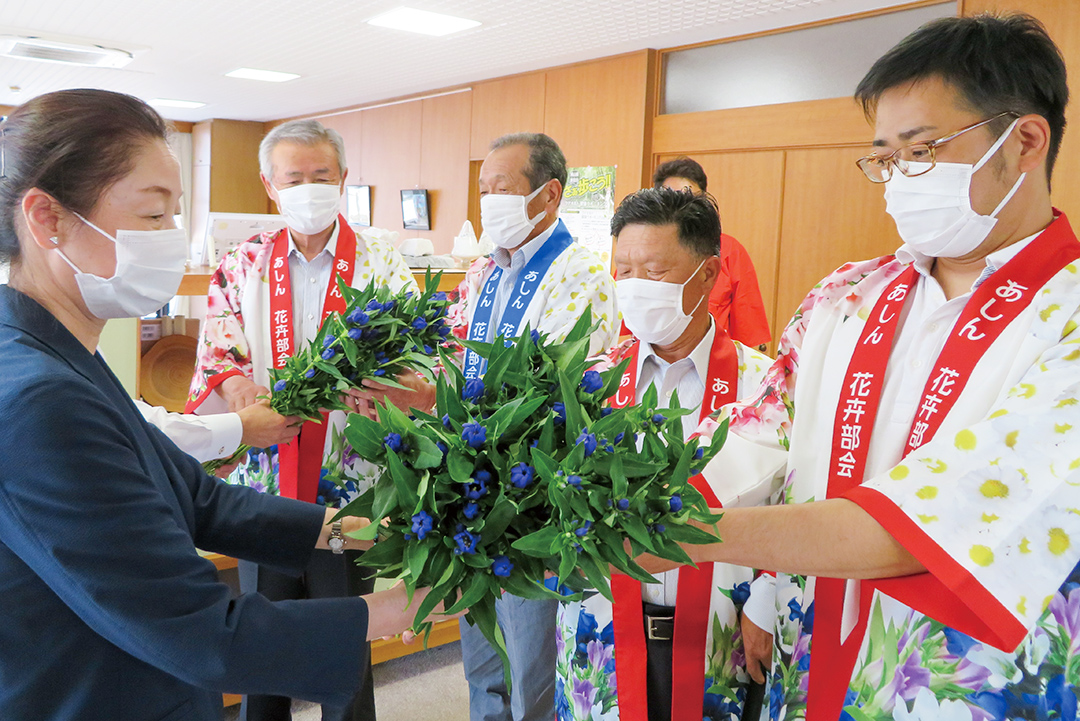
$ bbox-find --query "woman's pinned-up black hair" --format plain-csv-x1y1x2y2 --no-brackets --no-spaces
0,89,169,265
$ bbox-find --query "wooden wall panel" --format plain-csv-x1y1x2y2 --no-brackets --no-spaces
775,147,900,328
653,97,873,155
358,101,423,235
419,91,473,254
207,119,267,214
469,74,546,160
656,151,786,339
961,0,1080,218
544,52,653,206
320,111,363,179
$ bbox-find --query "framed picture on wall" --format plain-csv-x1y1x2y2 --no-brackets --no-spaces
346,185,371,227
401,189,431,231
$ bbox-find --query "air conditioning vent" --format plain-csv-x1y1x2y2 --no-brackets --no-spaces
0,35,135,68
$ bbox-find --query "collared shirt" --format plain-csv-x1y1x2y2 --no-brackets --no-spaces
636,320,717,442
135,400,243,463
869,231,1040,472
287,221,340,343
485,221,559,342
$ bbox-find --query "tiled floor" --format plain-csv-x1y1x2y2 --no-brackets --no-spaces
225,641,469,721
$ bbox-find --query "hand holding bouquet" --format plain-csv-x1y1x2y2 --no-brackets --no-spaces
337,311,727,684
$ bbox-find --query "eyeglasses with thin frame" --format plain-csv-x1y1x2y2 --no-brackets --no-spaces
856,111,1019,183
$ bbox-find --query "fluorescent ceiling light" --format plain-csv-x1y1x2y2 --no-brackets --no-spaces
0,34,134,68
225,67,300,83
149,98,205,109
367,7,481,37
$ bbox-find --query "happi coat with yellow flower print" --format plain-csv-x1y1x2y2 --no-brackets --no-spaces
187,218,417,498
447,219,618,356
693,212,1080,721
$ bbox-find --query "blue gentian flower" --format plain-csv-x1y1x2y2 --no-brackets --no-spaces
453,529,480,554
552,402,566,425
463,502,479,520
411,317,428,332
653,523,666,534
366,299,382,312
273,379,287,392
567,475,582,489
322,336,335,348
510,463,535,489
579,370,603,394
464,478,488,500
694,446,705,460
574,520,592,537
383,433,403,453
543,576,572,597
348,327,362,340
373,369,386,376
474,470,492,484
616,498,630,511
491,555,514,577
424,344,434,355
321,347,336,360
530,329,541,344
575,429,598,457
442,414,452,428
669,494,683,512
382,300,395,312
304,368,316,379
462,422,486,449
462,378,485,402
600,407,613,417
411,511,434,539
347,308,369,325
614,432,624,444
652,413,666,424
432,291,447,302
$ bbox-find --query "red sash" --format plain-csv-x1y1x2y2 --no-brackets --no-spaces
808,214,1080,721
608,326,739,721
269,216,356,503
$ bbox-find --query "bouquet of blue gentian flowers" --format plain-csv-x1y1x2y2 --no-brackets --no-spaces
336,310,726,685
202,271,452,473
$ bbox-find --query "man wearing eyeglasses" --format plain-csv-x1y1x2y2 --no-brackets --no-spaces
629,13,1080,721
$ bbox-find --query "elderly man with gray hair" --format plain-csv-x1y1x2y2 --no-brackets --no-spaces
447,132,619,721
188,119,424,721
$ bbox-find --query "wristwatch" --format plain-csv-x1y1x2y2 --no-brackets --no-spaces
328,521,345,555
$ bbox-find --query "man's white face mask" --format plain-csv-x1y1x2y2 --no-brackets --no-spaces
480,184,547,250
275,183,342,235
884,118,1025,258
615,258,707,346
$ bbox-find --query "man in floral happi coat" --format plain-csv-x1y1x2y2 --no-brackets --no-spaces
555,188,772,721
187,119,427,721
446,132,618,721
640,13,1080,721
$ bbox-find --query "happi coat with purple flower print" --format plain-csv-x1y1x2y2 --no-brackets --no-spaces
694,213,1080,721
555,331,771,721
186,220,416,500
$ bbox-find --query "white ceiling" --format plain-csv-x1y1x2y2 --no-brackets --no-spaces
1,0,916,123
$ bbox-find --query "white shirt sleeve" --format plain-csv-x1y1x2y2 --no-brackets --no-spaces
135,400,244,463
741,573,777,631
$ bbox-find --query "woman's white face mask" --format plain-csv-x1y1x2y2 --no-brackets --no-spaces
55,214,188,319
615,258,707,346
884,118,1025,258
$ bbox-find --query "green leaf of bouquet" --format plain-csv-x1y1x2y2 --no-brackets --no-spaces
411,434,443,469
660,522,720,545
499,396,548,439
511,526,562,557
372,475,399,519
385,450,419,510
620,514,657,553
610,455,629,499
481,495,518,541
345,521,381,542
619,457,666,479
596,539,659,584
577,550,612,601
406,539,431,583
447,449,474,484
358,532,405,568
557,548,577,583
653,534,696,567
529,448,559,479
444,571,490,615
567,490,592,520
344,414,387,460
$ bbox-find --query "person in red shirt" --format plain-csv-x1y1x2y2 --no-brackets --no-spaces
653,158,772,350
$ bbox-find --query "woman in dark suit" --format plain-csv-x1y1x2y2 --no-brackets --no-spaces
0,89,429,721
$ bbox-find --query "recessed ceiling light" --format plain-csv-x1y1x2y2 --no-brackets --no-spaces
367,7,481,37
149,98,205,109
225,67,300,83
